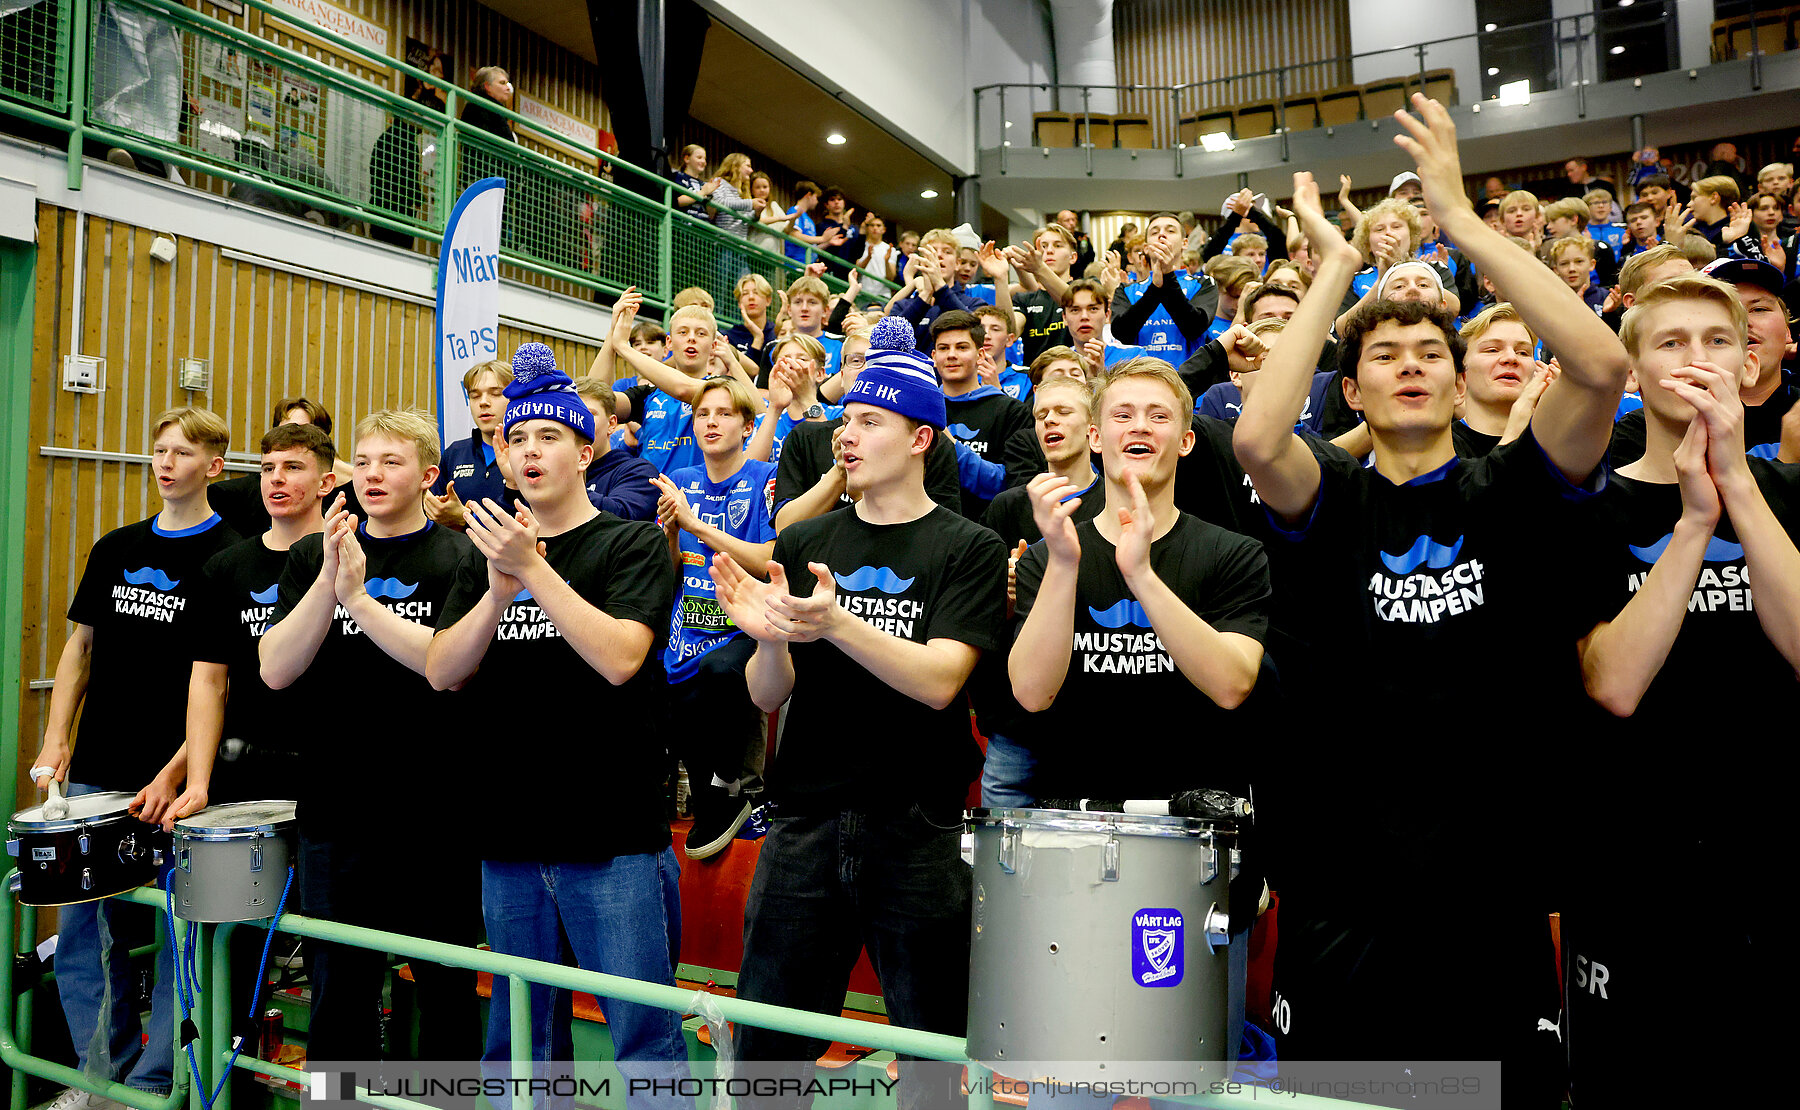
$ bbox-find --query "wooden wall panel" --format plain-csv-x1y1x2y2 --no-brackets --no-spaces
1113,0,1354,145
15,204,599,759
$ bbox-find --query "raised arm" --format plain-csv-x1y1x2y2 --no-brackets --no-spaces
614,335,704,404
1395,94,1628,482
1234,173,1354,524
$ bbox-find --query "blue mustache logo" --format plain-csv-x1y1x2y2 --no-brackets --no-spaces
946,423,982,441
1627,533,1746,564
513,587,535,603
1089,598,1152,629
123,567,180,591
364,577,420,600
1380,535,1466,574
250,583,279,605
833,566,915,594
1748,442,1780,460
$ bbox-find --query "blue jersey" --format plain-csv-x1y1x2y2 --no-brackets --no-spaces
1121,272,1205,361
634,391,703,475
1103,344,1152,367
1590,223,1627,254
962,284,997,306
998,367,1033,401
785,209,817,264
664,459,779,683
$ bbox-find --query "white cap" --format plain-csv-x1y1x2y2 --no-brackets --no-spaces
1389,171,1422,195
949,222,982,250
1376,260,1446,300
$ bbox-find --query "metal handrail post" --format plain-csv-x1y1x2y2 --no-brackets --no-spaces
1277,68,1289,163
436,88,461,235
64,0,90,190
658,183,675,304
1575,15,1588,116
1081,85,1092,177
508,973,531,1110
998,86,1007,174
1170,85,1182,176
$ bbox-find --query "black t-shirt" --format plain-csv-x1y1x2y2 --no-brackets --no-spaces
66,515,242,791
1451,420,1502,459
944,389,1035,519
267,521,472,833
1574,459,1800,729
1261,429,1600,717
1012,514,1270,801
980,472,1103,547
437,512,675,862
207,472,364,539
770,416,962,521
192,537,323,785
1609,380,1794,467
768,506,1007,811
1013,288,1069,364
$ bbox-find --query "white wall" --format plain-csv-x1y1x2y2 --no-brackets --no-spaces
1348,0,1478,102
698,0,1054,175
1674,0,1713,71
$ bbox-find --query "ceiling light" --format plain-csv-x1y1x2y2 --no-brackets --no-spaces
1199,131,1234,152
1497,79,1531,106
1619,0,1634,7
1484,22,1496,31
920,189,939,199
1609,45,1625,55
826,133,847,145
1486,67,1500,76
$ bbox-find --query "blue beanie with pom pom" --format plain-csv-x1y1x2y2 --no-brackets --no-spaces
844,316,946,428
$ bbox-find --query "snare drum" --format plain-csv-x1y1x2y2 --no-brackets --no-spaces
171,801,297,922
7,792,169,907
967,807,1244,1083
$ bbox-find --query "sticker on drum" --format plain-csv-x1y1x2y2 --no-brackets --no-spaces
1132,907,1184,987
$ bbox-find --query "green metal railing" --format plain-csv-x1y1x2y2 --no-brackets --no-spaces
1,881,1374,1110
0,0,889,317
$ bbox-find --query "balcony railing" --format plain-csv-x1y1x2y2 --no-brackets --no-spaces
0,0,890,317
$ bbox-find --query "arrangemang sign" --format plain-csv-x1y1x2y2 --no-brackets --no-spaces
516,93,600,158
268,0,390,55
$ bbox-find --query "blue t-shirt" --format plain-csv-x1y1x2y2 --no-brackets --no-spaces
962,284,997,306
633,391,703,475
1120,272,1206,361
1103,344,1152,367
785,209,817,264
663,458,779,683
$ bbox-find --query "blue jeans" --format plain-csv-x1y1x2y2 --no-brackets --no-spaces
53,783,175,1094
734,806,971,1110
979,733,1036,809
481,851,688,1110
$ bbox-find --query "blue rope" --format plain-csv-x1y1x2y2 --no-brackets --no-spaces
166,863,297,1110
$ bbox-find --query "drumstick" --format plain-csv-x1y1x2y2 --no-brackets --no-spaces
43,779,68,821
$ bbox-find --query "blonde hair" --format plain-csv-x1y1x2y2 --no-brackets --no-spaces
785,275,829,304
1033,373,1094,409
1582,188,1615,206
573,376,616,418
669,304,719,336
1757,162,1794,185
772,332,827,371
1692,175,1741,206
717,153,752,193
672,286,715,311
353,410,441,470
1028,344,1083,385
694,375,762,423
1500,190,1540,216
1548,235,1596,262
1092,356,1193,423
1351,198,1424,263
1245,317,1286,339
1618,243,1690,296
1205,255,1260,297
734,273,773,302
462,358,513,392
1034,224,1075,251
1234,233,1269,255
152,407,229,457
1542,198,1589,229
1619,274,1748,356
919,228,959,252
1459,302,1538,348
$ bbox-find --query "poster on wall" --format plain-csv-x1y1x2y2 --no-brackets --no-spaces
324,89,388,206
403,36,450,110
246,60,277,136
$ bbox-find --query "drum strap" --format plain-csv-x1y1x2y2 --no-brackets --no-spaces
164,866,296,1109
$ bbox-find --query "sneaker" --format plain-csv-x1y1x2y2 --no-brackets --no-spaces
104,148,138,171
35,1088,126,1110
684,788,751,860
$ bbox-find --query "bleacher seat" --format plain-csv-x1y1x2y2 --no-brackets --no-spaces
1114,115,1155,149
1033,112,1075,147
1317,85,1364,126
1079,114,1115,149
1361,78,1409,118
1280,94,1321,132
1235,102,1277,139
1182,109,1237,144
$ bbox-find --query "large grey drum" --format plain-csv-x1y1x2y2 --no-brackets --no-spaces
171,801,297,922
967,808,1243,1083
